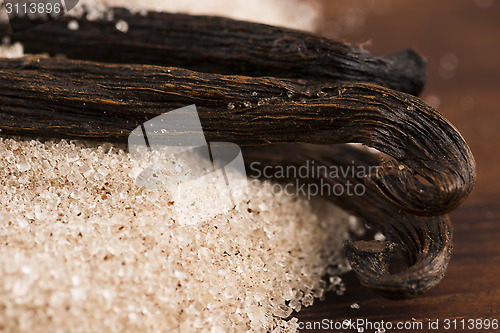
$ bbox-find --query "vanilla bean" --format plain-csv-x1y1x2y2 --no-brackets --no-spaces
0,56,475,216
1,8,426,95
243,144,452,299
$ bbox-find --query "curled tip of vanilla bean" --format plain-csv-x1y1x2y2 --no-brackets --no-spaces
243,144,453,298
356,89,476,216
345,216,452,298
233,82,476,216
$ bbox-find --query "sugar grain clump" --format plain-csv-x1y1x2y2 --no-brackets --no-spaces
0,138,352,332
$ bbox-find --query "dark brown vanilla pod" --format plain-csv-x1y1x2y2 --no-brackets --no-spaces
1,8,426,95
0,56,474,216
242,144,452,299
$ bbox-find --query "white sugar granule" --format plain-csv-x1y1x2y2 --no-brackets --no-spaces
0,138,352,333
0,38,24,58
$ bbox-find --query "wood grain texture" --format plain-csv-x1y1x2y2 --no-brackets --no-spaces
294,1,500,331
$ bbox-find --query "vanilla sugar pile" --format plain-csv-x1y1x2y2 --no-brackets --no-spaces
0,138,352,332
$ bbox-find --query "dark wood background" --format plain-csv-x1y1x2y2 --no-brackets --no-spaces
295,0,500,332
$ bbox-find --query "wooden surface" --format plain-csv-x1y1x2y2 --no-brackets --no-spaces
295,1,500,331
